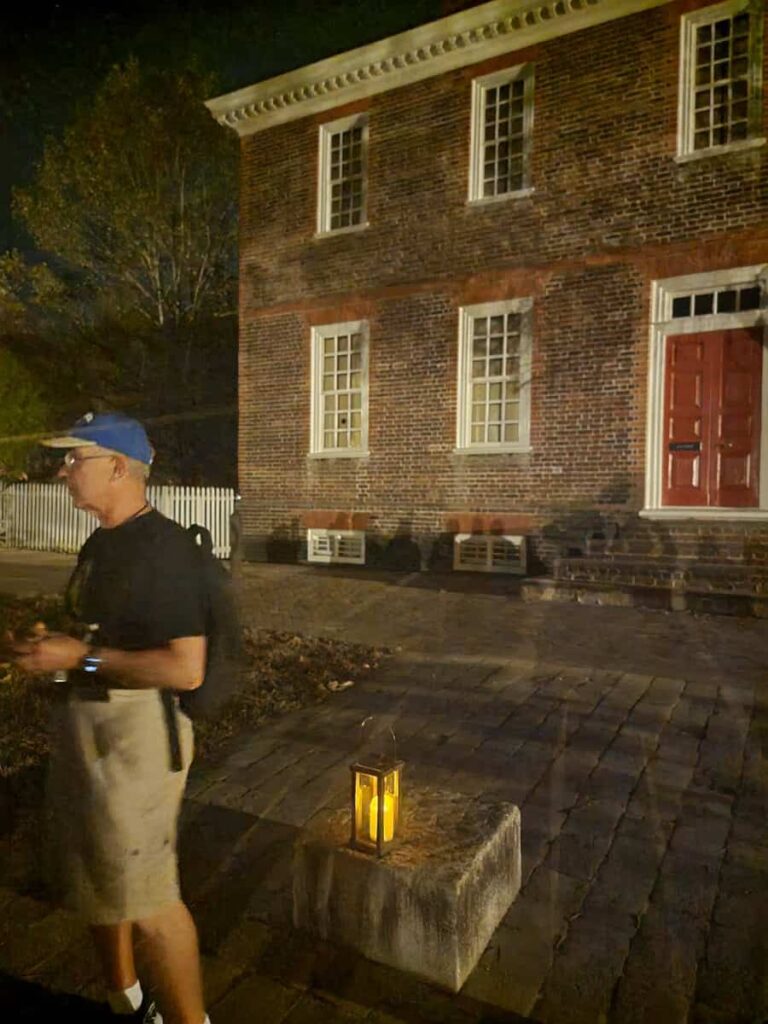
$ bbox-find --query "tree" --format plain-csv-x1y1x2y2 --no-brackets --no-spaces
12,61,239,484
16,60,237,334
0,348,48,477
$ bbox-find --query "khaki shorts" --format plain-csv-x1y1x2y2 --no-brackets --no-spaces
46,688,193,925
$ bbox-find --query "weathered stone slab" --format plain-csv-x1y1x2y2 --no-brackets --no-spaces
292,786,521,992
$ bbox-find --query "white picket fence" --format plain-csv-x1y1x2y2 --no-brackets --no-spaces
1,484,236,559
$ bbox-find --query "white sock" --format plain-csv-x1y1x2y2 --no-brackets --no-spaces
107,978,143,1014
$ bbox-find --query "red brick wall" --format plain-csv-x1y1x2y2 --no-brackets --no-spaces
237,0,768,567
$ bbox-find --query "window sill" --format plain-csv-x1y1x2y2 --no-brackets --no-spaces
467,187,535,207
452,445,532,456
314,222,370,240
674,137,766,164
640,507,768,522
307,450,370,460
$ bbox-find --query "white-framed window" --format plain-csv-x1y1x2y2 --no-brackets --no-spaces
468,65,534,203
454,534,527,575
310,321,369,457
456,298,533,453
317,114,369,234
644,264,767,520
307,528,366,565
677,0,764,160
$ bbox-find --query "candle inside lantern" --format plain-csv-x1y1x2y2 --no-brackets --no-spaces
369,792,395,842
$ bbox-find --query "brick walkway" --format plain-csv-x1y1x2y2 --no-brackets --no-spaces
0,558,766,1021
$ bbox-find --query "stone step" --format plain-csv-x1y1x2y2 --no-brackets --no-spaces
523,577,768,617
553,557,768,595
584,541,750,561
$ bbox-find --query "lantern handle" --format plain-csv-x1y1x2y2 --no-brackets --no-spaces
359,715,398,764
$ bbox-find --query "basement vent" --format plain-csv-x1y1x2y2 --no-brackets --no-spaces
307,528,365,565
453,534,527,575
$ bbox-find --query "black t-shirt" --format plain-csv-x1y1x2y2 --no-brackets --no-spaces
67,510,206,652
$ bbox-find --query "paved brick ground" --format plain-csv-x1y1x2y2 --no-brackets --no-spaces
0,556,767,1022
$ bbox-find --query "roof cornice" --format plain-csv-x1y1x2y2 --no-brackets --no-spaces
206,0,673,136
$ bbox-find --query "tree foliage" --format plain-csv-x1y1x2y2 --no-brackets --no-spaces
0,348,48,476
16,60,237,331
9,61,238,484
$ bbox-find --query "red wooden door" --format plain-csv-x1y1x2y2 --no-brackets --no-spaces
663,329,762,507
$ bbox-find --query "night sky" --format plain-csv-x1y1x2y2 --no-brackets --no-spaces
1,0,442,250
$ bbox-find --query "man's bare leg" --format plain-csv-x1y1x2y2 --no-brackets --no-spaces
90,921,137,991
134,900,205,1024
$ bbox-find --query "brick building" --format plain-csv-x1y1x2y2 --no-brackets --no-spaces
208,0,768,604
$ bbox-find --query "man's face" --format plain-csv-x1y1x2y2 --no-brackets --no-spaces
58,446,118,511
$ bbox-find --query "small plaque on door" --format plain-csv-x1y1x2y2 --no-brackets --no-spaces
669,441,701,452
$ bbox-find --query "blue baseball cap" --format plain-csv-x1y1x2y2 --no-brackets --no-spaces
41,412,154,465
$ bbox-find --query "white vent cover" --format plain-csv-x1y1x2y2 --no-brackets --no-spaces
453,533,527,574
307,528,365,565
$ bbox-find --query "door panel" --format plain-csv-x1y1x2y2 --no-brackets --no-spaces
662,328,762,508
663,334,710,506
713,329,761,507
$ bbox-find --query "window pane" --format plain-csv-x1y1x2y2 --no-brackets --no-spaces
325,122,366,230
694,292,714,315
317,326,366,452
689,12,754,152
467,309,526,447
716,289,737,313
479,74,527,197
739,286,761,311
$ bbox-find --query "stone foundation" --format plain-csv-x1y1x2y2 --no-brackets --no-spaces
292,787,521,992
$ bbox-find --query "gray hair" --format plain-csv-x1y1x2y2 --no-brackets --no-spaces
125,456,151,481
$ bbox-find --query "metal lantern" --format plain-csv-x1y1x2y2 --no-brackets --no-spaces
350,754,403,857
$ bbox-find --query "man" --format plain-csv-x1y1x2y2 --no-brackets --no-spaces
13,412,211,1024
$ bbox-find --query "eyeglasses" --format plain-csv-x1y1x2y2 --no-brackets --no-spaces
63,452,115,469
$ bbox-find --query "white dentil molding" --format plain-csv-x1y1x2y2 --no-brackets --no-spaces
206,0,673,136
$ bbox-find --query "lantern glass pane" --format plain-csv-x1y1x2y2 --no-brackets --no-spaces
354,771,379,846
384,766,400,838
353,764,402,849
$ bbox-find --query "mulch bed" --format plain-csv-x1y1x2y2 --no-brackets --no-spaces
0,593,384,829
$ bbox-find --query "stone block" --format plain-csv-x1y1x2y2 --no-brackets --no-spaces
292,787,521,992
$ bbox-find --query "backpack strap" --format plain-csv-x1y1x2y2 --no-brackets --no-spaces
188,523,214,556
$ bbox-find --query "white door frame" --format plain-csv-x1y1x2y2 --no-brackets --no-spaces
643,264,768,520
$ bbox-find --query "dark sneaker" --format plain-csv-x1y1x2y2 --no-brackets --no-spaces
135,995,163,1023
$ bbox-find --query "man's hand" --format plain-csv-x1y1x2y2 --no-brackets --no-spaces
12,634,89,675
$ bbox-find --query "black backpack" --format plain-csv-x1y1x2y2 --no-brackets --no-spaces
163,524,243,768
